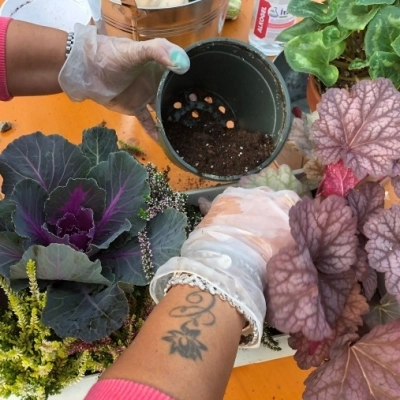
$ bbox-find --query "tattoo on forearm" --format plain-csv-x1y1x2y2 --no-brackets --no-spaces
162,290,216,361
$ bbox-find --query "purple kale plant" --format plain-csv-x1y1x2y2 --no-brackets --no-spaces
0,126,188,343
264,78,400,398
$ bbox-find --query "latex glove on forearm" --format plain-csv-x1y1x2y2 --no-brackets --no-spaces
150,187,300,348
58,24,190,140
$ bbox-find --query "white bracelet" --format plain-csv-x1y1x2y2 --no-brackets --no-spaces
165,272,258,346
66,32,75,58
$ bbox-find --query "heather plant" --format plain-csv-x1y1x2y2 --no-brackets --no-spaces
240,78,400,398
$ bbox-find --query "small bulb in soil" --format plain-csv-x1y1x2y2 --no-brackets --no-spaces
218,106,226,114
204,96,213,104
189,93,198,102
192,110,199,118
173,102,182,109
226,120,235,129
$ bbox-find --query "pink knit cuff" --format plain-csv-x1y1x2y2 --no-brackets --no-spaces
84,379,174,400
0,17,13,101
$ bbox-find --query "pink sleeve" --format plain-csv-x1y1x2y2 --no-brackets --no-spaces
0,17,12,101
84,379,174,400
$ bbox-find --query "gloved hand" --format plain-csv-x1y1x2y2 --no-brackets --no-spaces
150,186,300,348
58,24,190,140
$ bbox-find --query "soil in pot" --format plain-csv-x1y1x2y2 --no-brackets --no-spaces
162,89,275,177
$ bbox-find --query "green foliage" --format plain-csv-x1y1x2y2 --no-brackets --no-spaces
261,322,282,351
278,0,400,88
0,261,156,400
0,260,92,400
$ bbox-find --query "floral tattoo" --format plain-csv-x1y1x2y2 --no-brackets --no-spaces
162,290,216,361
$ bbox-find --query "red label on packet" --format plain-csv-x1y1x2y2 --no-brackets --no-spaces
253,0,271,39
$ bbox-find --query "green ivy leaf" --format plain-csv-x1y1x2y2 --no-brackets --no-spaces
321,26,352,48
337,0,379,30
284,30,346,87
369,51,400,88
277,18,321,43
349,58,370,69
287,0,340,23
356,0,395,5
365,6,400,56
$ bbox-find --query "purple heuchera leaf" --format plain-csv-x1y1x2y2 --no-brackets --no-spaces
267,196,359,341
311,78,400,179
364,208,400,303
347,182,385,234
318,160,359,198
391,175,400,198
304,320,400,399
289,283,368,370
266,244,333,341
290,196,358,274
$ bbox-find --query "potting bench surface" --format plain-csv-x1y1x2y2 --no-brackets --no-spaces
0,0,311,398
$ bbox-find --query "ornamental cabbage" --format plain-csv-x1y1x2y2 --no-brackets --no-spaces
0,127,188,342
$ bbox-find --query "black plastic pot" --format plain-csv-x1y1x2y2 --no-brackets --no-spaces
273,52,309,114
156,37,292,182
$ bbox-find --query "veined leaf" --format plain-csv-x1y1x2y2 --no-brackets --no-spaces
99,209,187,286
312,78,400,178
337,0,379,30
290,283,368,369
369,51,400,89
10,244,112,285
42,283,128,342
44,178,106,225
357,0,395,5
363,293,400,330
318,160,359,198
89,151,149,248
321,26,352,48
0,232,24,278
287,0,340,23
80,126,119,167
365,6,400,56
266,243,333,341
304,320,400,399
348,58,370,70
0,198,16,232
238,164,310,197
347,182,385,234
276,18,321,43
365,208,400,303
284,31,346,87
290,196,358,274
0,132,91,196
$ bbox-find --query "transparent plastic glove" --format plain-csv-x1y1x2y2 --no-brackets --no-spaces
58,24,190,140
150,187,300,348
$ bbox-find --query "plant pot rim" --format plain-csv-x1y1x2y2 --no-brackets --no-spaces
156,37,292,182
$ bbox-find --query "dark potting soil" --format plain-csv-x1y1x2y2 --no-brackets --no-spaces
162,89,275,177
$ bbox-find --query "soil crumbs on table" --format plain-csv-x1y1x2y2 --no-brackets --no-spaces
164,122,275,177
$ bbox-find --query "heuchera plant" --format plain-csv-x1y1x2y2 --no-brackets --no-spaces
0,127,188,343
241,78,400,398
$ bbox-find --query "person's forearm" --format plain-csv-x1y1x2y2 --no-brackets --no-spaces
100,285,245,400
6,20,67,96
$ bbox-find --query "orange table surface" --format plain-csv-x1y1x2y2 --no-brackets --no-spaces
0,0,311,398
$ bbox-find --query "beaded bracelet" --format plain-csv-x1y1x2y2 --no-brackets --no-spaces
66,32,75,58
164,272,258,346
